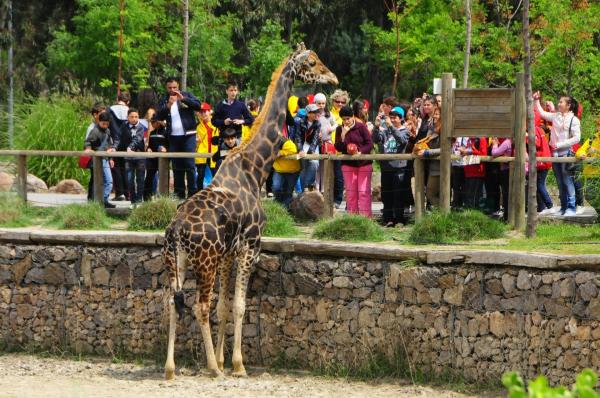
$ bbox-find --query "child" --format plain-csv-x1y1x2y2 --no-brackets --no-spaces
212,127,240,170
143,115,168,201
272,136,301,209
84,103,106,201
195,103,218,190
84,111,115,208
576,118,600,207
117,108,146,205
460,137,488,209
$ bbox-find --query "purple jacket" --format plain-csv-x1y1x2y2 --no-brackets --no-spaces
334,121,373,167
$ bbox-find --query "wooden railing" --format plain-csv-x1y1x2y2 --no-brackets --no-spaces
0,149,593,222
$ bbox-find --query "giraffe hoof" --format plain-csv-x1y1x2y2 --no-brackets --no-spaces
231,368,247,378
165,369,175,380
217,362,224,372
209,368,224,378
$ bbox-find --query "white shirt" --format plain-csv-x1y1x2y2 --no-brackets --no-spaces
170,102,185,136
536,102,580,156
85,122,95,139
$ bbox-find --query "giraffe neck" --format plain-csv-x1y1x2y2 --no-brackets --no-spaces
241,62,295,191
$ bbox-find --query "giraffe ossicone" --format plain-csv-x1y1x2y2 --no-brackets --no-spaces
162,44,338,380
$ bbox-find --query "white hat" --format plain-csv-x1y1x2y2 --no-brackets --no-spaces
314,93,327,103
305,104,320,113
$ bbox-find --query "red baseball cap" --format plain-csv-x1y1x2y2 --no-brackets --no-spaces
200,102,212,111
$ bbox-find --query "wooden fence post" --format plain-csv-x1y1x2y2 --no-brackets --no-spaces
414,157,425,222
439,73,453,214
511,73,527,231
93,155,104,203
158,157,170,196
322,157,334,218
16,154,27,202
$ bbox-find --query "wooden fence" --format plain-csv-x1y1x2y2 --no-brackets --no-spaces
0,149,592,225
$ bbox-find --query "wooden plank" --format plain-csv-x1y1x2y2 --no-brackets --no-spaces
454,89,514,98
92,156,104,204
16,155,27,202
454,105,513,113
512,73,526,231
414,158,425,222
454,112,513,121
158,157,170,196
455,97,515,107
452,128,513,138
322,158,334,218
454,120,513,129
439,73,453,214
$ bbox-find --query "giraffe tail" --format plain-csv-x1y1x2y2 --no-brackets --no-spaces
174,291,185,319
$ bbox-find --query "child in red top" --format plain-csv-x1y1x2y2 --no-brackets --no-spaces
459,137,487,209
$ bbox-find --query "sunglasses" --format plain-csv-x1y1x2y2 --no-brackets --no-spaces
334,100,346,104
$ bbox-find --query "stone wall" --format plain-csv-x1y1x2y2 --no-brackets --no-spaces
1,235,600,385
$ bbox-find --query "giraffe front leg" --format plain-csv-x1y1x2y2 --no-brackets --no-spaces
215,257,233,372
193,296,223,378
231,247,256,377
164,295,177,380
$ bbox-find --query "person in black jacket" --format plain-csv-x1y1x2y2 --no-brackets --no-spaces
83,111,116,208
156,77,202,199
144,114,168,201
117,108,146,205
296,104,322,191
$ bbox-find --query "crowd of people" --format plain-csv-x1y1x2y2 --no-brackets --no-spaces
83,77,596,224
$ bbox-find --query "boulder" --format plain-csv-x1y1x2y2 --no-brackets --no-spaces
54,179,86,194
24,174,48,192
0,172,14,192
290,190,324,220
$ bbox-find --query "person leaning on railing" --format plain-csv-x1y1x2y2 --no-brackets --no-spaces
83,111,116,208
576,118,600,207
533,91,581,216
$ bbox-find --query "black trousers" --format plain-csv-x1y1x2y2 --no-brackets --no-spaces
144,159,158,201
464,177,484,209
112,157,128,197
451,166,465,209
499,168,510,221
381,169,410,224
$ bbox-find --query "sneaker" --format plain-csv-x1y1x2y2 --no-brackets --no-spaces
113,195,126,201
267,192,274,198
576,206,585,215
104,201,116,209
538,208,555,216
563,209,577,217
334,202,341,209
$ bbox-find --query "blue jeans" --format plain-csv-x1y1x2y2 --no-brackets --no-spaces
536,168,553,211
126,159,145,203
553,161,576,212
300,159,319,191
169,134,198,199
102,159,113,202
273,171,299,209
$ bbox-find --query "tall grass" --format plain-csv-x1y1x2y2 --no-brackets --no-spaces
128,196,178,231
409,210,506,244
312,214,384,242
13,95,98,187
263,200,300,237
46,202,111,229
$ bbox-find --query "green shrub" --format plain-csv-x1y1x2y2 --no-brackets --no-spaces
503,369,599,398
409,210,506,244
128,196,178,231
47,202,111,229
13,95,96,186
0,193,27,225
312,214,384,242
262,200,299,237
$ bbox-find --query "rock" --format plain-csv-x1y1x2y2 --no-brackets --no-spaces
0,172,14,192
13,255,32,285
589,299,600,320
44,264,66,285
563,351,578,369
289,191,324,221
16,304,34,319
502,274,515,293
580,281,598,301
258,254,280,272
110,263,131,288
486,279,503,295
490,311,505,337
54,179,86,194
143,257,164,274
332,276,351,289
294,273,322,296
93,267,111,286
516,271,531,290
23,173,48,192
443,285,463,306
560,278,575,298
315,300,329,323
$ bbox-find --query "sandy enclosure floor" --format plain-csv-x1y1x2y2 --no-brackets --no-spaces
0,353,490,398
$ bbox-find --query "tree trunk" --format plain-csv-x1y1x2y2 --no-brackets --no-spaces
117,0,125,98
8,0,14,149
391,1,401,97
462,0,471,88
523,0,537,237
181,0,189,91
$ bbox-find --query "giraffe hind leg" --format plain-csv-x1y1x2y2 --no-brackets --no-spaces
215,255,234,372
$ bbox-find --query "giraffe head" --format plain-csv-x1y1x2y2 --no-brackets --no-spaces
290,43,338,85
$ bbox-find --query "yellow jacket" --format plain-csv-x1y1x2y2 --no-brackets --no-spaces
273,139,301,174
241,110,259,144
330,107,342,144
196,120,218,167
576,133,600,177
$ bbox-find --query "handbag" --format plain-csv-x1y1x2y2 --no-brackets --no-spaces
321,141,336,154
78,155,91,168
413,134,436,154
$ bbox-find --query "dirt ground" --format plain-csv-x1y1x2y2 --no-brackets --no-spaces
0,353,493,398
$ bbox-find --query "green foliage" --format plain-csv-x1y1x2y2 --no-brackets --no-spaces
46,202,111,230
312,214,384,242
127,196,178,231
502,369,599,398
262,200,299,237
242,20,291,98
409,210,506,244
13,95,92,186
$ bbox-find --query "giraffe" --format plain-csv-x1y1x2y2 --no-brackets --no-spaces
163,43,338,380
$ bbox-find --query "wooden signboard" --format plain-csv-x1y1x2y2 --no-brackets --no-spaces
452,88,515,137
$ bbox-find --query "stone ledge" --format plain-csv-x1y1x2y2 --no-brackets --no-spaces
1,228,599,271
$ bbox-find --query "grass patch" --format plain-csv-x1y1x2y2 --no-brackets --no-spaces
505,222,600,252
409,210,506,244
0,193,53,227
46,202,111,230
312,214,384,242
262,200,300,237
127,196,178,231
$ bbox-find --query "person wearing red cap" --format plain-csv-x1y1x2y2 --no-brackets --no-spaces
195,102,218,190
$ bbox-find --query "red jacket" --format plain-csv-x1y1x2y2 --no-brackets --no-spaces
535,126,552,170
464,137,487,178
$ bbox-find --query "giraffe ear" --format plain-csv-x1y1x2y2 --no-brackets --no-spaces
294,50,311,64
296,42,306,52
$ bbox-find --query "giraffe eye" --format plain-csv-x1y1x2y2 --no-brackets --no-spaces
309,60,316,67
